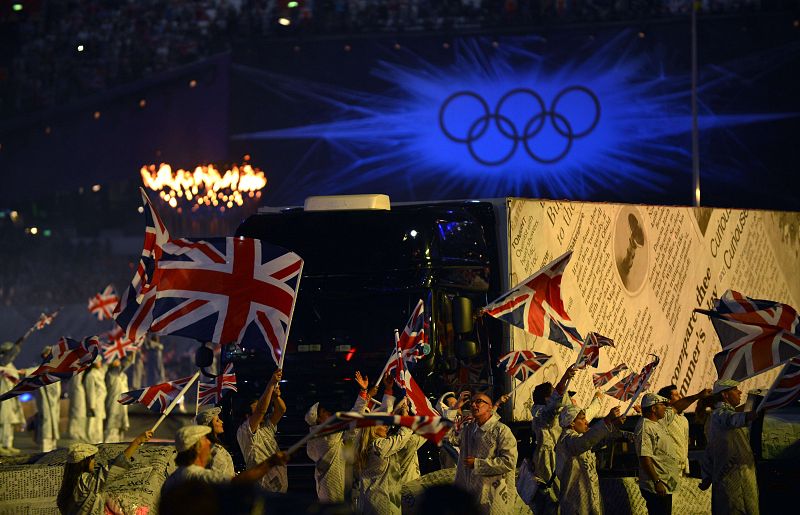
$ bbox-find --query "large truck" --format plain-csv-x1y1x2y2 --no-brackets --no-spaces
228,194,800,504
229,196,510,432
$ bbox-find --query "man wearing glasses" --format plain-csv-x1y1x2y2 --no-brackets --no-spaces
455,392,531,514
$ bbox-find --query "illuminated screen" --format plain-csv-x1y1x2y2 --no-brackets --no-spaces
230,19,800,210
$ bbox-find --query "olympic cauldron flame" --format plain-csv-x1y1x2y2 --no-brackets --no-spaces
140,162,266,211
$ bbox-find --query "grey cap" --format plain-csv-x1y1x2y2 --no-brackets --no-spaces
195,406,221,427
641,393,669,408
559,405,582,428
304,402,319,426
67,443,99,463
175,425,211,452
713,379,739,395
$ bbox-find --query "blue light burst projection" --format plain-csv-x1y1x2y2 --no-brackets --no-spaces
232,32,797,201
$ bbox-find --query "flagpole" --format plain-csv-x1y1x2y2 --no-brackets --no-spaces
195,379,200,417
150,370,201,433
563,333,591,394
506,373,537,397
18,309,58,345
621,357,658,418
373,329,401,390
756,362,788,412
394,329,405,389
278,261,303,370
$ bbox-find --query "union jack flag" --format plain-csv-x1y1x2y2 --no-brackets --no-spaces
706,290,799,335
311,411,454,445
88,285,119,321
118,375,194,413
759,358,800,411
114,190,304,364
34,310,59,330
593,363,628,388
100,328,139,362
483,251,582,349
396,369,437,417
377,300,429,381
397,299,428,361
575,332,615,370
374,302,434,417
21,311,58,346
604,356,658,401
0,337,100,402
711,317,800,382
497,350,551,382
44,336,101,374
198,363,238,406
604,372,641,401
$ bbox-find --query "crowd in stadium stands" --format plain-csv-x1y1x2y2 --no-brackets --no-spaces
3,0,238,116
0,225,132,306
1,0,778,117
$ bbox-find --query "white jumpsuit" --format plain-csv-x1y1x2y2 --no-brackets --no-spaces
455,413,531,515
65,453,131,515
237,419,288,493
67,372,88,442
0,364,25,451
357,427,413,515
306,395,367,502
36,381,61,452
84,365,107,444
660,407,691,475
208,443,235,479
103,364,130,443
704,402,759,515
555,419,615,515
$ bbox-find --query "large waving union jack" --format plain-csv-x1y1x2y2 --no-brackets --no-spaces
312,411,453,445
88,285,119,321
575,332,615,370
759,358,800,411
198,363,238,406
118,375,194,413
0,337,100,401
694,291,800,382
147,237,302,363
497,350,551,382
709,290,799,335
483,251,582,349
114,190,303,364
593,363,628,388
711,318,800,382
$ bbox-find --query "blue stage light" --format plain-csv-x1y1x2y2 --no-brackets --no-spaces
233,33,797,200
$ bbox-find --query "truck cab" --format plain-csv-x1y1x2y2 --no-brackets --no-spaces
225,195,511,477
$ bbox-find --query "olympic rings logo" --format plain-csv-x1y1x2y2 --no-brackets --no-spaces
438,87,601,165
